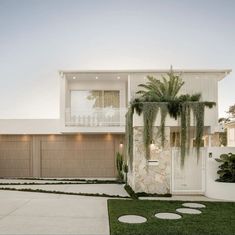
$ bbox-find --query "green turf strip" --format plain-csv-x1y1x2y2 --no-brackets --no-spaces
0,187,129,198
108,199,235,235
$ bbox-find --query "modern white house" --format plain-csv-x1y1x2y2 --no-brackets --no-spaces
0,68,234,200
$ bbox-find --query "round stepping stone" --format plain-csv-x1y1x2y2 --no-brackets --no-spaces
118,215,147,224
176,208,201,214
182,203,206,209
155,212,182,220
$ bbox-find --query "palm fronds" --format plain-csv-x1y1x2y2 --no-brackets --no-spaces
137,69,184,102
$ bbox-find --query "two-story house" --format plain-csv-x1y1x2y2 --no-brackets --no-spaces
0,69,231,183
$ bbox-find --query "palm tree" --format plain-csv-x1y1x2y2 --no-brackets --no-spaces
136,68,184,102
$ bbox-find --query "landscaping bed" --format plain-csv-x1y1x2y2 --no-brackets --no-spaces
108,199,235,235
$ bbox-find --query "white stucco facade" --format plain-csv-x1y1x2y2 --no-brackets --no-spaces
1,68,235,194
0,69,231,134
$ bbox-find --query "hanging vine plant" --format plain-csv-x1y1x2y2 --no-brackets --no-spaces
160,103,168,148
142,103,159,159
180,102,187,166
125,68,216,168
125,108,134,170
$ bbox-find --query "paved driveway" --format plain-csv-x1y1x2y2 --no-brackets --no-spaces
0,190,110,235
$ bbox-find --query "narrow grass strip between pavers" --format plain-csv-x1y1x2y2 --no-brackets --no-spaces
0,182,122,185
0,177,123,184
0,187,130,198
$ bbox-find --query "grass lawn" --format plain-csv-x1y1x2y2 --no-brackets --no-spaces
108,199,235,235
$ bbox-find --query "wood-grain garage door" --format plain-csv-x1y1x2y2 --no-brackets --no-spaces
41,136,115,177
0,139,31,177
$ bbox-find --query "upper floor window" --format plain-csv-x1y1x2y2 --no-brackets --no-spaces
70,90,120,116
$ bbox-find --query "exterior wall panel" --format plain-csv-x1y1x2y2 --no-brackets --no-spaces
40,135,117,178
0,136,32,177
0,134,124,178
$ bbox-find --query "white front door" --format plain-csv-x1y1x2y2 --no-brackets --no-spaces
171,147,206,194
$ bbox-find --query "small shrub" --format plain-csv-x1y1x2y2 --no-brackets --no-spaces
123,163,128,183
123,163,128,174
215,153,235,182
116,152,124,181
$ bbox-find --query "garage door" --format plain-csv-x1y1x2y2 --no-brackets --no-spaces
0,140,31,177
41,136,115,178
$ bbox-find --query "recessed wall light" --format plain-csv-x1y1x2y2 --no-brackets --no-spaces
150,139,155,150
95,76,99,80
73,76,76,80
117,76,120,80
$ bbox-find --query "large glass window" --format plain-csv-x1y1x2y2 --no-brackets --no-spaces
70,90,120,116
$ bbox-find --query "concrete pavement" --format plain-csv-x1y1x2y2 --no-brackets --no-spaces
0,180,226,234
0,190,110,235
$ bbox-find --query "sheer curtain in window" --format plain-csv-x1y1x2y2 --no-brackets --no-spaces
104,91,120,108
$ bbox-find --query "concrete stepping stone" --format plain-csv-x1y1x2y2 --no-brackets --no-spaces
176,208,201,214
182,203,206,208
118,215,147,224
155,212,182,220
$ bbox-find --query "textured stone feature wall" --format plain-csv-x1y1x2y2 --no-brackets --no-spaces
128,126,171,194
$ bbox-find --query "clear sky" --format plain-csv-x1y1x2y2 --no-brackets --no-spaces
0,0,234,118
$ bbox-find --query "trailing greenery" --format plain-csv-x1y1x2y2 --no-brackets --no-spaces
126,68,216,167
160,103,168,147
0,187,130,198
124,184,138,199
143,103,159,159
215,153,235,182
186,102,191,153
180,102,187,166
125,108,134,170
192,102,205,161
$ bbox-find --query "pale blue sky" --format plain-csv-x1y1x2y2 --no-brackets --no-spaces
0,0,234,118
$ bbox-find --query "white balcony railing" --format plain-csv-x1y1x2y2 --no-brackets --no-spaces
65,107,127,127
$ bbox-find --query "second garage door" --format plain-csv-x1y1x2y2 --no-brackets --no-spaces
41,135,116,178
